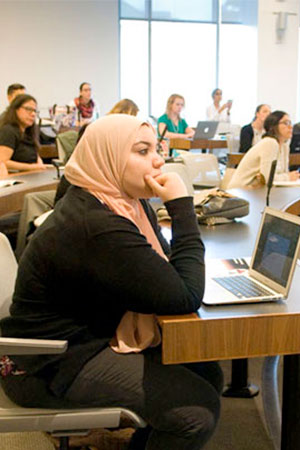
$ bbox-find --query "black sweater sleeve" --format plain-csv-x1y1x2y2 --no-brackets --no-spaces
83,196,204,316
239,124,253,153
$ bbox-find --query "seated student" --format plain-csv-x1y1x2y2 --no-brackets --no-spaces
0,94,46,172
157,94,195,139
69,82,100,125
239,104,271,153
206,88,232,123
228,110,299,189
0,114,222,450
108,98,139,116
0,83,26,121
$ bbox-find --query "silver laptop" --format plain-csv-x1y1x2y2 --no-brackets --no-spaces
194,121,218,140
203,207,300,305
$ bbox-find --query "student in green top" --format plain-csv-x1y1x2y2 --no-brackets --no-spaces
158,94,195,139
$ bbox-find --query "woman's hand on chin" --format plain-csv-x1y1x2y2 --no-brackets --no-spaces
145,172,188,203
289,170,300,181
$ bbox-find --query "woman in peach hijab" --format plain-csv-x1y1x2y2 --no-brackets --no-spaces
1,114,222,450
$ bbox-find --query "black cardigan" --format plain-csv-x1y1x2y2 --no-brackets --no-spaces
239,124,254,153
1,186,205,396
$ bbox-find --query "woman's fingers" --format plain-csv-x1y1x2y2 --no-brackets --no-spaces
145,172,188,202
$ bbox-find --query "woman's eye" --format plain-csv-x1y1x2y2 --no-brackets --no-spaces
139,148,148,155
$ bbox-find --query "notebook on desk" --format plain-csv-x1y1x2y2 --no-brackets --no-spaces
203,207,300,305
193,121,218,140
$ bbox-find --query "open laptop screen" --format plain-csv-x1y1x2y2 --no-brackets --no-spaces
252,213,300,287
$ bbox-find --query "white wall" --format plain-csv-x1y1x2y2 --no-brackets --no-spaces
1,0,300,122
257,0,300,121
0,0,119,116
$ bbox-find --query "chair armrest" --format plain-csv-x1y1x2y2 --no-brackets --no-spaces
0,337,67,355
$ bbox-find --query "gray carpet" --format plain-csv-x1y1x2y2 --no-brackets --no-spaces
0,358,280,449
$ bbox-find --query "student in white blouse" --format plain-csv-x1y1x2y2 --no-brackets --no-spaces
206,88,232,123
228,110,299,189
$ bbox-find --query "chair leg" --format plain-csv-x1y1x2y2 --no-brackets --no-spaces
262,355,281,450
59,436,70,450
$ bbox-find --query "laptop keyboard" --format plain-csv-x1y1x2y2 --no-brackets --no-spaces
212,275,274,299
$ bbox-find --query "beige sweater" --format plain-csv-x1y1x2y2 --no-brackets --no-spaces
228,137,290,189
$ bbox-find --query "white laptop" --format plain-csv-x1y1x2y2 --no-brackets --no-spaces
203,207,300,305
194,121,218,140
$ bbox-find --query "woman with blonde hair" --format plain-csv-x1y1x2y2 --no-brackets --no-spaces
108,98,139,116
157,94,194,139
1,114,222,450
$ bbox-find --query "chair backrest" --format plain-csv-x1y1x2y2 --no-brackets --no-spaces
162,162,194,196
56,130,78,164
178,152,221,188
0,233,17,320
226,124,241,153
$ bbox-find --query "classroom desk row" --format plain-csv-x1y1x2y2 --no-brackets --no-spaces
158,186,300,450
227,152,300,168
0,168,59,217
37,137,228,161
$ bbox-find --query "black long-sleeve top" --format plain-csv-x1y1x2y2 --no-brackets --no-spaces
1,186,205,396
239,123,254,153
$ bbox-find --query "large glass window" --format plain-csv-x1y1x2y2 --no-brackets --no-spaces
219,23,257,125
120,20,149,117
120,0,149,19
151,21,216,125
120,0,258,126
152,0,217,22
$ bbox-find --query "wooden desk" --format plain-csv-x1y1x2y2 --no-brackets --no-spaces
227,152,300,168
0,168,59,217
169,137,227,151
158,186,300,450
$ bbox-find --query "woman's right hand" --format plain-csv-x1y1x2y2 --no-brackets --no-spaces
145,172,188,203
289,170,300,181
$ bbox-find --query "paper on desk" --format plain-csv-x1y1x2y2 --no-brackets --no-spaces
273,180,300,187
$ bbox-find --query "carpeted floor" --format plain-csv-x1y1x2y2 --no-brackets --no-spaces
0,358,280,450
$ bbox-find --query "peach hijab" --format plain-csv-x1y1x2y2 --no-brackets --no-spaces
65,114,163,353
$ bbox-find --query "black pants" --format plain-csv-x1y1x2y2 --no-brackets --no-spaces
65,346,223,450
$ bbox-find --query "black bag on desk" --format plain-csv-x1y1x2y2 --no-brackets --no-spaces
194,189,249,225
156,188,249,225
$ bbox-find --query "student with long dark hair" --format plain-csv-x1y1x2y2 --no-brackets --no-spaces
0,94,45,171
229,110,299,188
239,104,271,153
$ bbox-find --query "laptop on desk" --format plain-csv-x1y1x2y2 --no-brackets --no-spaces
194,121,219,140
203,207,300,306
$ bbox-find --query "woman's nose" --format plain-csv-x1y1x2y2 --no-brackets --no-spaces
153,154,165,168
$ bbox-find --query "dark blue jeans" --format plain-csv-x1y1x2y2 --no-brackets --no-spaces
65,346,223,450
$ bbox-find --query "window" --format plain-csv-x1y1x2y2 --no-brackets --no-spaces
120,0,258,126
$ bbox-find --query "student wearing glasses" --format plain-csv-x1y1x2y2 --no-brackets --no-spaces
228,110,299,189
0,94,45,172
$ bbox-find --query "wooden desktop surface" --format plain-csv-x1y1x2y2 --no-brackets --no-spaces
169,137,227,151
157,186,300,365
0,168,59,217
227,152,300,168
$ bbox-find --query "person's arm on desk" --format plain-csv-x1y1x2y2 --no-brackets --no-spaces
0,145,46,171
158,122,194,140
